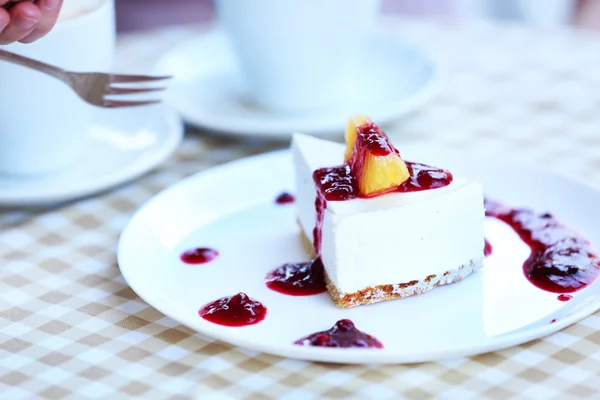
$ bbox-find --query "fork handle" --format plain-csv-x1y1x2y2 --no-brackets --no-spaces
0,49,71,85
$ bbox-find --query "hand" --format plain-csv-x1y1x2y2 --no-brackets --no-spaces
574,0,600,29
0,0,63,45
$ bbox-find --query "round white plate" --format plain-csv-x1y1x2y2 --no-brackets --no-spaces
0,104,183,206
118,148,600,364
154,30,438,139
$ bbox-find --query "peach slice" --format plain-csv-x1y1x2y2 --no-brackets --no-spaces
346,117,410,196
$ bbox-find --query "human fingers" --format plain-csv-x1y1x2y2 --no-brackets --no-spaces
0,1,40,45
1,1,36,7
0,7,9,32
19,0,62,43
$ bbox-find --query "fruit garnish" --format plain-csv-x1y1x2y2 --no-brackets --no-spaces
344,115,371,162
345,116,410,196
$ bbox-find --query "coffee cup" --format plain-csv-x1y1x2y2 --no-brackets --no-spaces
0,0,115,176
214,0,381,112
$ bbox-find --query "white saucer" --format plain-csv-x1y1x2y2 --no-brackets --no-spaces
0,104,183,206
154,30,438,139
118,147,600,364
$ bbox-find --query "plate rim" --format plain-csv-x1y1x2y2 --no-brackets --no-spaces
118,149,600,364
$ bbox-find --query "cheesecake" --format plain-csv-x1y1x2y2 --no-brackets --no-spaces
292,117,485,308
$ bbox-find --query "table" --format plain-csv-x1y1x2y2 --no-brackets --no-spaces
2,19,600,399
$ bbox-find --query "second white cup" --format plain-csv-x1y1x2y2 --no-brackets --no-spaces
214,0,381,112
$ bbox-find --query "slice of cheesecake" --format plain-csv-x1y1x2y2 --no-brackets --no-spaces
292,118,485,308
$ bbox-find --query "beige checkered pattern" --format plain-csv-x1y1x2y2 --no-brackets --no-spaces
2,20,600,399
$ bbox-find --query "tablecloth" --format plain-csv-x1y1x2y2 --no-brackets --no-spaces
2,19,600,399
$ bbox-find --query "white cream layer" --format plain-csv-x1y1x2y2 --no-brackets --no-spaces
292,133,485,294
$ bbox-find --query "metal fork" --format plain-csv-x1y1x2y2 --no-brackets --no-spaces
0,49,170,108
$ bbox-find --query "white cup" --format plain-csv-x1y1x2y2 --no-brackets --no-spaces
214,0,381,112
0,0,115,176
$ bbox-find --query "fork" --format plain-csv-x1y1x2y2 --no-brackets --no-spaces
0,49,171,108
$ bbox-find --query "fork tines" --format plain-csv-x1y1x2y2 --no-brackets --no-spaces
104,74,171,108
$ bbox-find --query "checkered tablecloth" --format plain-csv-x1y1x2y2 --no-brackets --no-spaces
2,19,600,400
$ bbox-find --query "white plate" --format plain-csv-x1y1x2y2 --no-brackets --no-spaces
0,104,183,206
154,30,438,138
118,148,600,364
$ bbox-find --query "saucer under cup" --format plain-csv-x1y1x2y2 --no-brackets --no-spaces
155,31,438,137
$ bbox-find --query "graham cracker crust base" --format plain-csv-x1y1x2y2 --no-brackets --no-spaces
325,258,483,308
299,225,483,308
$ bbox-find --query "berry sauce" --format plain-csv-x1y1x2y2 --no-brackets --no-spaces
355,123,395,156
294,319,383,349
485,198,600,294
484,239,493,257
265,258,327,296
557,294,573,302
275,192,295,205
312,162,452,254
199,292,266,327
180,247,219,264
313,162,453,203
